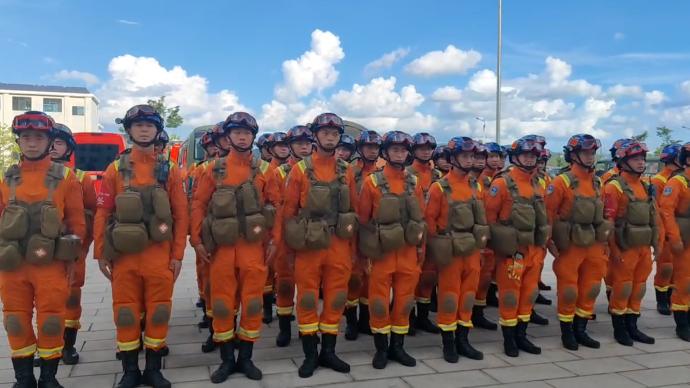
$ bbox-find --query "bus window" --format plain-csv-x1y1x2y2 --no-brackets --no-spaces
74,143,121,172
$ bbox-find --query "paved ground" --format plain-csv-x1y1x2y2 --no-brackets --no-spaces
2,247,690,388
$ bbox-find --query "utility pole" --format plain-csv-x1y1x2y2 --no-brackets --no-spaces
496,0,503,144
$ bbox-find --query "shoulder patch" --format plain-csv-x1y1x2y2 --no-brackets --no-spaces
547,184,555,195
663,186,673,196
489,186,499,197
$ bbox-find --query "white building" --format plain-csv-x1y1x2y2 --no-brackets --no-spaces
0,83,100,132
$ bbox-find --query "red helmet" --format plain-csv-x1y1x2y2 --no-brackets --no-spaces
200,130,215,149
12,111,55,136
310,113,344,134
616,140,648,161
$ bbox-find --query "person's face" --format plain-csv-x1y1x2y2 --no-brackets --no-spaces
487,153,503,170
517,152,538,168
315,127,341,150
19,130,51,159
435,157,451,172
205,144,219,158
454,151,475,171
335,146,353,161
217,136,231,151
228,128,254,151
129,121,158,144
387,144,409,165
290,140,313,159
360,144,379,162
50,138,69,159
414,145,434,161
261,147,273,161
473,155,486,170
271,143,291,160
537,160,546,172
626,154,647,174
575,149,596,167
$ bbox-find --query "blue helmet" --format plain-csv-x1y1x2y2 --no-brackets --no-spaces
485,142,506,157
660,143,682,164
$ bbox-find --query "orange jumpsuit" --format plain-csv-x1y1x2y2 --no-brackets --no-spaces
475,168,499,306
425,172,482,330
604,172,654,315
651,166,677,293
259,158,283,298
191,153,269,343
94,148,188,352
658,170,690,312
602,166,620,291
278,152,357,335
408,160,438,304
347,158,379,309
484,167,543,326
64,169,97,330
0,157,86,359
546,164,608,321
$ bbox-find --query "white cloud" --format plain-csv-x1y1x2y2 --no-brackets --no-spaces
52,70,100,85
681,80,690,97
431,86,463,102
468,69,497,95
274,29,345,102
644,90,666,106
614,32,625,41
117,19,139,25
405,45,481,77
97,55,248,128
606,84,643,98
364,48,410,76
331,77,424,118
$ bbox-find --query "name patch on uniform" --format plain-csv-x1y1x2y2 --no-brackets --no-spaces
489,186,499,197
547,184,555,195
663,187,673,196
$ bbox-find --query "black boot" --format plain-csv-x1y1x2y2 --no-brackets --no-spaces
61,327,80,365
358,305,372,335
515,321,541,354
159,346,169,357
197,312,210,329
116,350,141,388
201,319,216,353
559,321,578,350
262,293,273,324
11,357,36,388
210,341,235,383
388,333,416,367
196,298,204,308
530,310,549,325
276,315,292,347
538,280,551,291
318,333,350,373
486,283,499,307
344,307,359,341
573,316,600,348
656,289,671,316
471,305,497,330
611,314,633,346
37,358,62,388
414,303,441,334
501,325,519,357
236,341,262,380
407,308,417,336
673,311,690,342
535,293,552,305
372,333,389,369
455,326,483,360
430,287,438,313
441,331,458,363
141,349,170,388
298,334,319,378
625,314,655,344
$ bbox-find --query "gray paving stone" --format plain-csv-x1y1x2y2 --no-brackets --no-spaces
404,370,497,387
306,378,409,388
555,357,645,375
483,363,574,383
263,369,352,388
350,362,435,380
171,375,263,387
563,341,644,358
622,366,690,387
624,350,690,368
546,373,645,388
422,353,509,373
70,359,122,376
494,348,580,366
158,366,209,383
59,374,117,388
633,337,690,353
478,383,552,388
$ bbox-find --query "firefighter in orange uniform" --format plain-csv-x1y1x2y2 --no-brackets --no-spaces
0,111,85,387
94,105,188,388
658,142,690,342
267,126,314,347
425,136,487,364
485,136,548,357
358,131,426,369
546,135,609,351
49,123,97,366
531,145,552,325
408,132,442,335
257,133,273,163
271,113,357,378
652,144,683,315
432,145,451,176
604,140,656,346
344,130,382,341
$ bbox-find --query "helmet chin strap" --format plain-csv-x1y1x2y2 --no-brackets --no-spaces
621,159,645,176
451,159,473,174
572,153,595,171
382,149,406,169
23,141,53,162
315,136,336,155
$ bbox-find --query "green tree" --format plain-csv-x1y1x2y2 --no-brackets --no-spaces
631,130,648,142
654,126,681,154
118,96,183,132
0,124,20,173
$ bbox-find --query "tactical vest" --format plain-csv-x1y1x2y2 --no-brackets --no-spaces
489,172,550,257
201,158,272,252
0,162,81,271
551,172,613,251
669,173,690,244
427,178,490,267
406,164,440,200
358,170,426,260
610,176,658,250
104,152,174,261
277,163,292,182
284,156,358,251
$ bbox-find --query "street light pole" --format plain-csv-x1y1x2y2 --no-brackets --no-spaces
475,116,486,142
496,0,502,144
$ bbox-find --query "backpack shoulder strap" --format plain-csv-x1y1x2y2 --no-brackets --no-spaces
373,171,389,195
212,157,227,187
405,170,418,195
336,159,349,184
4,164,21,202
45,162,67,200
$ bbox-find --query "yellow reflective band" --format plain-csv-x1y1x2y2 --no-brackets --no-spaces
416,298,431,304
654,174,668,184
371,325,391,334
259,160,270,174
276,306,294,316
346,299,359,307
474,299,487,307
672,304,689,312
610,309,627,316
64,319,81,329
298,323,319,334
213,329,235,342
610,180,623,193
558,314,575,322
37,346,63,359
559,173,571,188
278,167,286,179
237,327,260,339
436,181,445,193
499,318,518,327
458,320,474,328
263,285,274,293
538,177,546,190
296,160,306,173
672,174,689,188
359,297,369,305
626,309,640,315
518,314,531,323
438,322,458,332
117,339,141,352
575,308,593,319
206,310,214,318
655,285,671,292
11,344,36,358
391,325,409,334
319,322,339,334
143,336,166,348
370,174,378,187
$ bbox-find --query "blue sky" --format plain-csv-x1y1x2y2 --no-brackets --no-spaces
2,0,690,148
